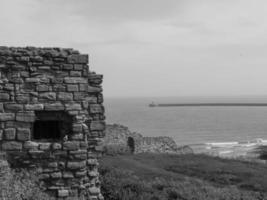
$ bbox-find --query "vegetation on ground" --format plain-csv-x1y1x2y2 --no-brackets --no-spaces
99,153,267,200
0,165,55,200
1,152,267,199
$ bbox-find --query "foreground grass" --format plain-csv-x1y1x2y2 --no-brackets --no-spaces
99,153,267,200
0,167,55,200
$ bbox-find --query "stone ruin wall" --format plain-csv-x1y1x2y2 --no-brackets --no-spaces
104,124,180,154
0,47,105,199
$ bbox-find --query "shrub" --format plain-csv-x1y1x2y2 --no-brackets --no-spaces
0,159,55,200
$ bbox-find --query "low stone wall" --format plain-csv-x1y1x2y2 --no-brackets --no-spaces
103,124,182,154
138,136,179,153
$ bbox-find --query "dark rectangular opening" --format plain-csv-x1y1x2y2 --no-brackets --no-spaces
33,111,72,141
33,120,61,140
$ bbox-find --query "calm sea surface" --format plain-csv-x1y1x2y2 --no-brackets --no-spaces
104,97,267,145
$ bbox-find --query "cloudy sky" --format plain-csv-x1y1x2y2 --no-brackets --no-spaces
1,0,267,97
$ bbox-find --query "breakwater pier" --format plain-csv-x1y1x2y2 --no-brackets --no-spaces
149,103,267,107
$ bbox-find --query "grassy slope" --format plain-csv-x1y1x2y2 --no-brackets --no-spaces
100,153,267,200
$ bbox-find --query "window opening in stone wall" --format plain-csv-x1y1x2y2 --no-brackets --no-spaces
33,111,72,141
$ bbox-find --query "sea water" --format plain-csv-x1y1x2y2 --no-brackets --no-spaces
104,97,267,145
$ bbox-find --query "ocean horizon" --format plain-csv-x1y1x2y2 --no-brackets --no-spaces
104,96,267,145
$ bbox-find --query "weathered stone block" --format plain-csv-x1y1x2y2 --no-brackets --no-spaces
39,78,50,84
39,143,51,150
2,141,22,150
47,162,58,168
48,186,61,190
64,77,87,84
4,103,24,111
69,150,87,155
75,170,86,177
73,92,86,101
51,172,62,179
63,172,74,178
25,78,40,83
53,84,66,92
37,85,49,92
70,71,82,77
31,55,43,62
67,54,88,64
39,92,56,101
58,92,73,101
88,171,99,177
67,84,79,92
20,71,29,77
0,93,10,101
39,173,50,179
88,74,103,85
85,96,98,104
67,161,86,170
0,113,15,121
0,130,2,140
70,134,84,140
70,150,87,160
29,92,38,97
62,64,73,70
24,141,39,150
97,94,104,103
88,187,101,195
58,190,69,197
63,141,80,150
67,110,79,116
53,151,68,159
52,143,62,150
25,104,44,110
89,104,104,114
15,94,30,103
41,167,55,173
65,103,81,111
80,141,88,149
79,84,88,92
17,128,30,141
4,128,16,140
51,78,63,84
72,123,83,132
3,84,14,91
74,64,84,70
28,150,47,159
38,66,50,70
44,103,64,110
16,112,35,122
9,77,23,84
87,86,102,93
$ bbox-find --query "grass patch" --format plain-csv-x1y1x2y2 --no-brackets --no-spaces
100,153,267,200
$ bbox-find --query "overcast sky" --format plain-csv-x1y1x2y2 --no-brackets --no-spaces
1,0,267,97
